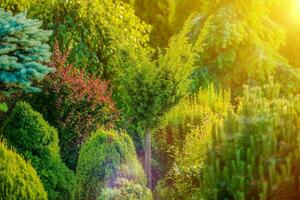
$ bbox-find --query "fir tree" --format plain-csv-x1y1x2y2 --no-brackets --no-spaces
0,9,53,95
191,0,287,92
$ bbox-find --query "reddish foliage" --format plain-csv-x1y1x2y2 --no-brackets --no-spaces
28,41,118,169
49,42,115,109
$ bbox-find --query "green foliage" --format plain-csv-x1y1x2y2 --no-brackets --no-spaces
98,178,153,200
191,0,288,92
74,129,146,200
199,83,300,200
1,0,150,79
116,22,197,131
125,0,175,47
1,102,74,200
0,103,8,112
25,43,118,170
0,9,53,95
154,86,231,199
125,0,202,47
0,141,47,200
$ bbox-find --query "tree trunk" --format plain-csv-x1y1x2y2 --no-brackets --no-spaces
145,127,152,189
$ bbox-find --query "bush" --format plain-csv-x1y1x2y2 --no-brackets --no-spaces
98,178,153,200
25,43,118,170
154,86,231,199
1,102,75,200
0,141,47,200
0,9,53,95
199,83,300,200
74,129,146,200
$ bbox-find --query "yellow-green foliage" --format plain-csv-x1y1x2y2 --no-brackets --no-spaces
74,129,146,200
0,141,47,200
200,83,300,200
98,178,153,200
154,86,231,199
1,102,74,200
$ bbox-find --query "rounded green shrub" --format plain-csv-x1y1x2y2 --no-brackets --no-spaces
74,129,146,200
98,178,153,200
0,141,47,200
1,102,74,200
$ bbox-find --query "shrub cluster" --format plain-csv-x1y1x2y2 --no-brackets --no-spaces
74,129,147,200
154,86,231,199
26,43,118,170
199,84,300,200
1,102,74,200
0,141,47,200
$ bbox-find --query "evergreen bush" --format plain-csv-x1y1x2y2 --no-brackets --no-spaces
0,141,47,200
98,178,153,200
74,129,146,200
0,9,53,95
1,102,75,200
200,83,300,200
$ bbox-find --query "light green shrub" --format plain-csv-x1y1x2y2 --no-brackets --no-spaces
1,102,75,200
74,129,146,200
0,141,47,200
154,86,231,199
98,178,153,200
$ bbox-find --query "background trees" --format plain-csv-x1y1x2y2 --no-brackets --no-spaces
190,0,288,92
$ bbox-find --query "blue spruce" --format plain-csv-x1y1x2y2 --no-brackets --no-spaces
0,9,53,95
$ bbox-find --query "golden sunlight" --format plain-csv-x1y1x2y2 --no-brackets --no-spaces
290,0,300,23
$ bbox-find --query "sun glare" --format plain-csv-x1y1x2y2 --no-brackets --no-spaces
289,0,300,23
297,0,300,9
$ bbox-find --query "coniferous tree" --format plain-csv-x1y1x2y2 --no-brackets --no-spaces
0,9,53,95
200,83,300,200
191,0,288,92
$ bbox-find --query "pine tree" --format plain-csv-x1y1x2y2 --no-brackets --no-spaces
200,83,300,200
191,0,287,92
0,9,53,95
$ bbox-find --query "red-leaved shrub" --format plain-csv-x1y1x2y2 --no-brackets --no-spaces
26,42,118,170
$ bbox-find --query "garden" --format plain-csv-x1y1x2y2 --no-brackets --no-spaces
0,0,299,199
